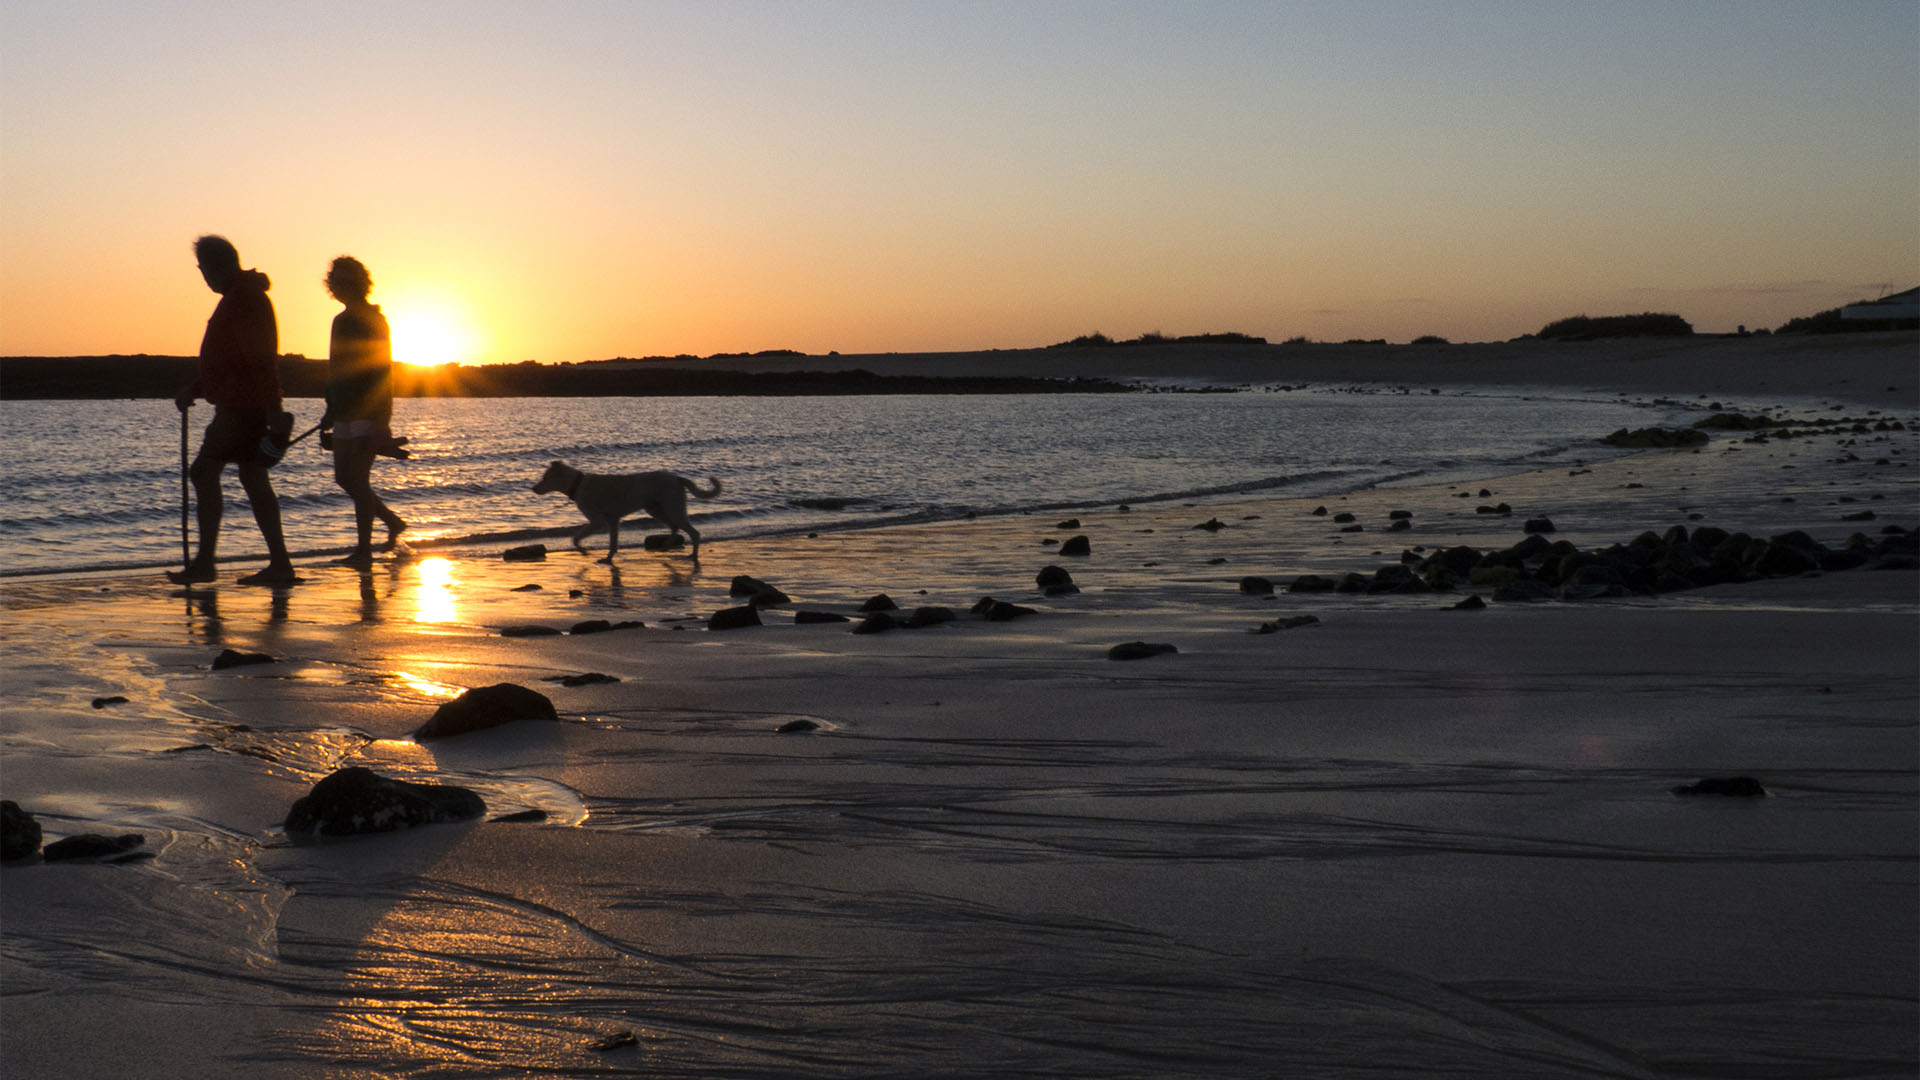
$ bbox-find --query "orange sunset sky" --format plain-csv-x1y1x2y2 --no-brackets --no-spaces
2,2,1916,366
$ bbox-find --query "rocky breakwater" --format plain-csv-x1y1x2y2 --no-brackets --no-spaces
1288,524,1917,603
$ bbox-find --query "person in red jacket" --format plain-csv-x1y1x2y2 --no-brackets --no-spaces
167,235,298,586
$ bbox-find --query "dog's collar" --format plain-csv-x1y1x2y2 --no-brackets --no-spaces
564,471,582,499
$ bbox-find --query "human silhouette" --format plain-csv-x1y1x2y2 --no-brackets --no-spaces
319,256,406,565
168,235,298,586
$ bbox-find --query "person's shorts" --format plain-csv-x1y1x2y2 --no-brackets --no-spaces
333,418,384,440
198,407,269,465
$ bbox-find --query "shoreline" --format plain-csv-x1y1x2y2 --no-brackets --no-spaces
2,363,1916,1076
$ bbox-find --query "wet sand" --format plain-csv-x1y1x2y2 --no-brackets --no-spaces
2,355,1917,1077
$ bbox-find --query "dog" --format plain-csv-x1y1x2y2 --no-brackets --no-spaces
532,460,721,561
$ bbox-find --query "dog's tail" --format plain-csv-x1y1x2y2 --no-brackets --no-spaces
683,477,722,499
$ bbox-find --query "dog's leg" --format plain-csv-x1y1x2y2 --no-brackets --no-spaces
573,519,597,557
684,521,700,560
603,519,619,563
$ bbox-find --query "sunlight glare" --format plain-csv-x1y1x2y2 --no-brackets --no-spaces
389,299,480,368
412,556,459,624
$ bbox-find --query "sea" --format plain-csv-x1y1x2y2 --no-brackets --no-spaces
0,388,1690,577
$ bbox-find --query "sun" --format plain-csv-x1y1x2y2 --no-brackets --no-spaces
388,300,480,368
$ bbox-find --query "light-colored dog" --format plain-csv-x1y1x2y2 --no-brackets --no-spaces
532,460,721,561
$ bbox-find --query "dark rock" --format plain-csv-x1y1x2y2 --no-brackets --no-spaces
1335,572,1370,593
1332,512,1357,523
512,583,542,592
91,695,130,709
1193,518,1226,531
570,619,613,635
1059,535,1092,557
981,600,1038,621
1055,518,1081,529
1370,564,1428,593
1388,510,1413,520
1253,614,1321,634
1338,524,1364,533
858,593,898,612
903,606,957,628
285,767,486,837
1425,545,1483,578
592,1032,639,1053
1036,565,1076,592
212,648,274,670
776,719,820,733
1601,426,1709,448
42,833,144,861
2,801,41,861
641,533,684,551
707,606,763,631
1523,518,1556,534
500,625,562,637
1769,529,1825,553
1239,576,1275,595
1108,641,1178,661
1689,525,1731,550
1752,543,1818,577
490,809,548,823
415,683,559,740
731,576,791,606
1451,595,1487,610
557,672,621,687
852,612,898,634
1818,549,1869,572
1671,776,1766,797
1311,506,1328,516
794,610,851,624
1387,518,1411,531
1288,575,1339,593
503,543,547,561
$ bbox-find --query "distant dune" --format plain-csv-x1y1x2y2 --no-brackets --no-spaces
3,331,1913,404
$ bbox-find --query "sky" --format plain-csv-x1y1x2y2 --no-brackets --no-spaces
2,1,1916,365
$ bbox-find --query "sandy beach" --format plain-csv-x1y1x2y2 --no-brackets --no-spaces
3,340,1916,1077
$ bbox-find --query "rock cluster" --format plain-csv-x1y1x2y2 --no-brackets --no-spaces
1287,525,1916,602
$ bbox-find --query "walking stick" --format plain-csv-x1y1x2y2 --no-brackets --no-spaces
179,406,191,569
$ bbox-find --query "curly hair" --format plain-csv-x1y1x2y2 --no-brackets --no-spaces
325,255,372,302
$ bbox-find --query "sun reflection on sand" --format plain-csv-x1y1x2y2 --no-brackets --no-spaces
390,670,465,700
412,557,459,625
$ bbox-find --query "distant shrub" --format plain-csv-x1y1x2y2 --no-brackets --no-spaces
1410,335,1450,345
1341,338,1387,346
1281,335,1315,346
1046,330,1268,348
1050,333,1116,348
1537,313,1693,339
1170,331,1267,345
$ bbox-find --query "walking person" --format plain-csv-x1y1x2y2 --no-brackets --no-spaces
320,256,406,565
168,235,298,586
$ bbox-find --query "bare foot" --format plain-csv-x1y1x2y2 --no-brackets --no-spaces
333,550,374,568
379,515,408,551
237,565,302,587
165,561,216,584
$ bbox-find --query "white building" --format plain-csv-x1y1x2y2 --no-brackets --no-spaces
1840,286,1920,321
